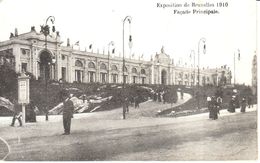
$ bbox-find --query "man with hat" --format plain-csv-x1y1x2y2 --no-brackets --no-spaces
61,90,74,135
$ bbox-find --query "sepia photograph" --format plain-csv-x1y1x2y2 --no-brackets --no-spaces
0,0,258,161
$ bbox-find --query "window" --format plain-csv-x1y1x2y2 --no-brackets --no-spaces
21,48,29,56
22,49,26,55
132,76,137,83
112,74,118,83
62,55,65,60
89,71,95,83
100,63,107,70
132,67,137,74
141,69,146,75
88,62,95,68
141,77,145,84
75,60,83,67
123,75,128,83
111,65,117,71
100,72,106,83
62,67,66,81
21,63,27,72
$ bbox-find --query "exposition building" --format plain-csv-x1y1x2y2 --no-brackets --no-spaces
0,27,232,86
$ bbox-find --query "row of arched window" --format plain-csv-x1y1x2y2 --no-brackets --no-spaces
75,60,146,74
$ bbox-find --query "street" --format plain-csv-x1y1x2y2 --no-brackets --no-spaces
0,102,257,161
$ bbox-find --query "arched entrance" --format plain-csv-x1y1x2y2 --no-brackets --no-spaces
161,70,167,85
39,50,52,81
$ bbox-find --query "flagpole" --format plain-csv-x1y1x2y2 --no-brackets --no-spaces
122,16,132,120
108,41,114,83
197,38,206,110
233,49,240,85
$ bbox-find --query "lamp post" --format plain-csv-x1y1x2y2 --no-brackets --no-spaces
233,49,240,85
197,38,206,109
122,16,132,119
108,41,114,83
40,16,56,120
190,50,195,87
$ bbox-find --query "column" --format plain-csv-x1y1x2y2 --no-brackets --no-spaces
13,44,21,72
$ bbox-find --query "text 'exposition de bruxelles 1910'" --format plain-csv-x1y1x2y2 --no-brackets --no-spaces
157,2,221,15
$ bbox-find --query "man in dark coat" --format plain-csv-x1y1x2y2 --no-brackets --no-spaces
240,97,247,113
211,96,219,120
208,97,214,119
62,92,74,135
228,97,236,113
10,99,22,127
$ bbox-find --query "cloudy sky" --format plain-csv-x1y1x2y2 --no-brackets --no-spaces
0,0,257,85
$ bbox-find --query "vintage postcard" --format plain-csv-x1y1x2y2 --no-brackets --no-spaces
0,0,258,161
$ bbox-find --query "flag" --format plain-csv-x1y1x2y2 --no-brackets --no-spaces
89,44,92,49
203,44,206,54
129,35,132,42
238,51,240,60
132,53,135,58
141,54,144,58
112,48,115,54
75,41,79,46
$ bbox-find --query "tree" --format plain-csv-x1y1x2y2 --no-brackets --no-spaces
0,64,18,99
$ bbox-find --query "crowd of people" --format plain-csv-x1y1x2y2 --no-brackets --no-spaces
151,88,179,104
207,94,254,120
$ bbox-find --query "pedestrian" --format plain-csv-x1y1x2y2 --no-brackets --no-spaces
158,92,161,102
180,89,184,100
228,97,236,113
27,100,36,122
62,92,74,135
247,96,253,108
10,99,22,127
134,96,140,108
162,92,166,104
240,97,247,113
125,98,129,113
211,96,219,120
207,96,211,108
208,97,213,119
216,96,223,110
82,94,86,103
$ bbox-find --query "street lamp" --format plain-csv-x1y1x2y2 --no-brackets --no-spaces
197,38,206,109
40,16,56,121
233,49,240,85
122,16,132,119
190,50,195,87
108,41,114,83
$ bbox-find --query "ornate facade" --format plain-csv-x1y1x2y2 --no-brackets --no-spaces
0,27,232,86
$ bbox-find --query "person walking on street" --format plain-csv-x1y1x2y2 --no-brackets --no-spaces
180,89,184,100
134,96,140,108
216,96,223,110
228,97,236,113
211,96,219,120
247,96,253,108
125,98,129,113
208,97,213,119
62,92,74,135
10,99,22,127
240,97,247,113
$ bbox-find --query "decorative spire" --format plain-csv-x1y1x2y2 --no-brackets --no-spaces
161,46,165,53
67,38,70,47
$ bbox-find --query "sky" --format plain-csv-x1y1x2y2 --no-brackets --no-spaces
0,0,257,85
